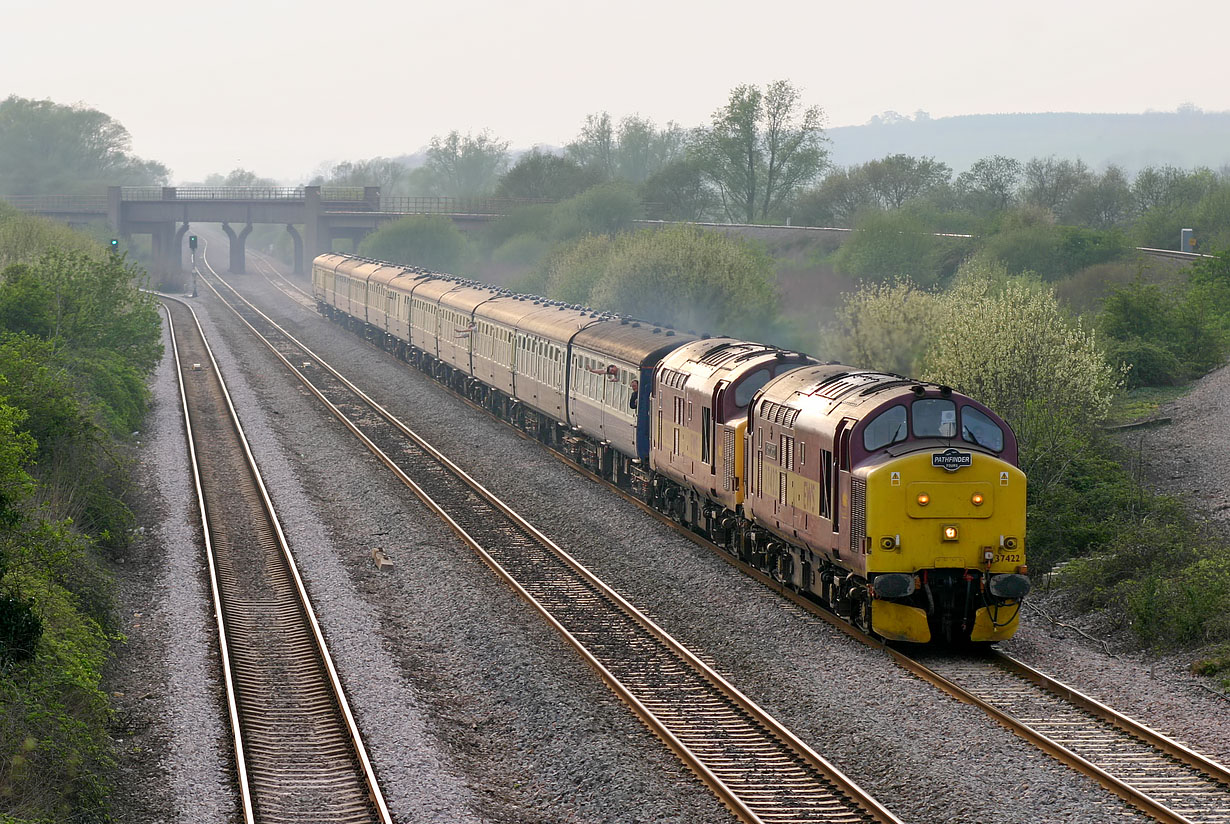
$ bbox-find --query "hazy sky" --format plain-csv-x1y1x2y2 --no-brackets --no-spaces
4,0,1225,183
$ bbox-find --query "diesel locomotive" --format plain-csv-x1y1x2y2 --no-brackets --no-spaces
312,252,1030,643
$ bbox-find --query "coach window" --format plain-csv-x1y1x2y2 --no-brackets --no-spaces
961,406,1004,452
913,398,957,439
862,405,907,451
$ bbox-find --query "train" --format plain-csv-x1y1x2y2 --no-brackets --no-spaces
311,252,1030,644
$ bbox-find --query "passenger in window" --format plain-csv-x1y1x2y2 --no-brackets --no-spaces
629,379,639,409
588,364,619,380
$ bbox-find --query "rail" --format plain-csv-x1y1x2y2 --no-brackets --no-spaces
161,289,391,823
198,260,901,824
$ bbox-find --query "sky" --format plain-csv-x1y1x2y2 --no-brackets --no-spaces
3,0,1227,184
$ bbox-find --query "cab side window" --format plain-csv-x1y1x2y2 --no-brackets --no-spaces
862,405,907,451
961,406,1004,452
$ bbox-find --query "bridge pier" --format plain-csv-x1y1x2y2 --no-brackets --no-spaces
175,223,190,271
151,222,182,285
286,224,304,275
221,222,253,273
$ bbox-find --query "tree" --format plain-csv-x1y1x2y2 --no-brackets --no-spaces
614,116,686,184
205,168,277,187
565,112,616,180
791,167,873,227
0,96,168,194
1065,166,1133,228
924,258,1118,485
693,80,828,223
565,113,688,185
496,149,601,200
863,154,951,209
423,130,510,197
639,157,717,221
311,157,408,193
1021,157,1092,216
955,155,1023,213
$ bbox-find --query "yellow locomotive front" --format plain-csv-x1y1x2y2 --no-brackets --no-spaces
854,389,1029,643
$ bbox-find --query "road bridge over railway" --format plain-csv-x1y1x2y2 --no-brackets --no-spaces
2,187,546,278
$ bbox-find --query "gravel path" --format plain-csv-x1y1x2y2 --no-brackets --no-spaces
104,246,1227,824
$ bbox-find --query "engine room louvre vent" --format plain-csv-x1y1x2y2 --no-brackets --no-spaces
850,477,867,553
817,373,882,400
723,428,736,491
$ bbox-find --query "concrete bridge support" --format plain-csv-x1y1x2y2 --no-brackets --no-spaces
175,223,190,271
221,222,253,273
304,186,324,261
151,222,181,284
286,224,304,275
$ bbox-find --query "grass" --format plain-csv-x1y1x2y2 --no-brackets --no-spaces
1105,384,1192,427
1191,646,1230,691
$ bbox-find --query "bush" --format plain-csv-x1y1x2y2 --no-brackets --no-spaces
491,233,549,268
358,215,471,272
978,220,1127,280
542,226,779,340
832,209,965,286
924,257,1119,485
544,233,616,305
1098,274,1229,386
550,182,642,243
1103,337,1186,389
822,278,942,376
479,204,554,254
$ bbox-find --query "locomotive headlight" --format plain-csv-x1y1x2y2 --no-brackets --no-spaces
942,525,959,541
917,493,930,506
971,492,985,506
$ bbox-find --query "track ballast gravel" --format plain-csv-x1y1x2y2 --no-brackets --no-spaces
104,249,1227,824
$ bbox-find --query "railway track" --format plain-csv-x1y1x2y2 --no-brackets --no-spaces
193,247,902,824
901,648,1230,824
225,250,1230,822
161,294,391,824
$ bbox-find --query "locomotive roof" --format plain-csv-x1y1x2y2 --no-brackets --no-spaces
758,364,936,413
659,338,814,379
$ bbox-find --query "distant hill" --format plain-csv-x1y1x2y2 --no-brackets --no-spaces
826,111,1230,176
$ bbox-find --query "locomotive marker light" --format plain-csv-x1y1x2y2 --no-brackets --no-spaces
971,492,985,506
942,525,959,541
917,492,930,506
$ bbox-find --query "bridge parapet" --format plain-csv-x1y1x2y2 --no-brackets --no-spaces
2,195,108,213
119,186,369,202
374,196,552,215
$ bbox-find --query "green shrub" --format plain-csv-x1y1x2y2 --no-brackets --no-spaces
543,225,778,340
358,215,471,272
544,233,616,305
832,209,965,286
1102,337,1186,389
978,222,1127,280
822,278,942,376
491,233,549,268
550,182,642,243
